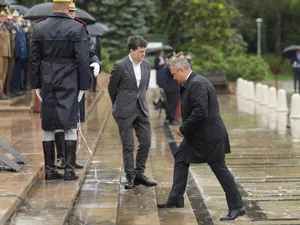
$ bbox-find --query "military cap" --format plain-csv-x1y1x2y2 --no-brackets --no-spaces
0,10,7,17
12,10,19,17
53,0,72,2
69,3,77,11
7,12,12,19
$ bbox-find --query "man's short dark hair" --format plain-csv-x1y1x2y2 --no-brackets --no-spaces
127,35,148,51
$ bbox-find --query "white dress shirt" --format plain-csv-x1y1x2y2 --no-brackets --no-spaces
185,71,193,83
129,54,142,88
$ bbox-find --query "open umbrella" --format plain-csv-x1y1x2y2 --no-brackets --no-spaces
9,5,29,15
282,45,300,60
24,3,96,24
86,22,109,36
0,0,16,5
146,45,173,54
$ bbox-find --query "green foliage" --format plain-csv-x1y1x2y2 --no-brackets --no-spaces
87,0,156,60
191,45,269,81
100,47,114,74
226,55,270,81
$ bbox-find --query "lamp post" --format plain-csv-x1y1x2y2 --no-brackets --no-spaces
256,18,263,57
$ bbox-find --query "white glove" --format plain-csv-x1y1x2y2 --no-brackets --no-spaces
78,90,84,102
35,89,42,102
90,62,100,77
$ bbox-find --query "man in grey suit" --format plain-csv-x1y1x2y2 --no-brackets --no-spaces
157,58,245,221
108,35,157,189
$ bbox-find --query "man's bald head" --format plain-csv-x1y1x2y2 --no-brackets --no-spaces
52,3,70,13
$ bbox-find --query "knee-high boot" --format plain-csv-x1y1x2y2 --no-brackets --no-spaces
56,132,83,169
55,132,66,169
42,141,63,180
64,140,78,181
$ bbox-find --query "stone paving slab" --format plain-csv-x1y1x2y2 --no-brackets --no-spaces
67,115,121,225
5,91,111,225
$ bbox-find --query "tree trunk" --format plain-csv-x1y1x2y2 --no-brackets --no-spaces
275,10,282,56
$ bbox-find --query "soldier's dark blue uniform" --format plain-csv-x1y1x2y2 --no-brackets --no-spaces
29,1,90,181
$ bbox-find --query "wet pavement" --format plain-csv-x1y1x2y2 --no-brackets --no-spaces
1,85,300,224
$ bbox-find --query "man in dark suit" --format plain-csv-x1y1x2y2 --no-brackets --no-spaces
157,58,245,221
290,49,300,93
108,35,157,189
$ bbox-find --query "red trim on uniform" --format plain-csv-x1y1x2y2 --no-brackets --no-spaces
75,18,86,24
35,18,46,23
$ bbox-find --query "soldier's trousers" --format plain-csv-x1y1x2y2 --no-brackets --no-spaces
0,56,9,98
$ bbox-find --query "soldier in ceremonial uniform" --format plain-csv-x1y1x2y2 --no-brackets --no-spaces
54,1,101,170
30,0,90,181
4,12,15,97
0,10,11,100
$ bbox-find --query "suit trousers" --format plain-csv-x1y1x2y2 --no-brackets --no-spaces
169,149,243,210
114,102,151,180
0,56,8,98
165,92,179,122
293,68,300,93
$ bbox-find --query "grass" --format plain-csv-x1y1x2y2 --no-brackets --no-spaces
262,53,293,80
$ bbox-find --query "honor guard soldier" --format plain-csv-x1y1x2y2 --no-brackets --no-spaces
30,0,90,181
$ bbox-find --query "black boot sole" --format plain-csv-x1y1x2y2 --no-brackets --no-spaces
64,176,79,181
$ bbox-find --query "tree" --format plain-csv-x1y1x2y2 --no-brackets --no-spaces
85,0,156,60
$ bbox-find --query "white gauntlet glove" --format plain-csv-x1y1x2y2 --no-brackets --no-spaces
35,89,42,102
77,90,84,102
90,62,100,77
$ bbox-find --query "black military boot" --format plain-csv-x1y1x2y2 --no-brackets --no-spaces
64,140,78,181
42,141,63,180
55,132,66,169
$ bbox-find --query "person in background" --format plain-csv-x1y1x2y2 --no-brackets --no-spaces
11,10,27,96
4,11,14,97
0,10,11,100
291,49,300,93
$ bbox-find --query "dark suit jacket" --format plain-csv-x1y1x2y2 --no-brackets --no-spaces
177,71,230,163
154,56,165,71
108,56,151,119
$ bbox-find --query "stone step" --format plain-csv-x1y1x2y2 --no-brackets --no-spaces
67,115,121,224
4,91,111,225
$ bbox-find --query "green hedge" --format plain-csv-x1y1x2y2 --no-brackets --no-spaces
192,46,270,82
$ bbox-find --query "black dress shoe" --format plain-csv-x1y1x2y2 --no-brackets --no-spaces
135,175,157,187
45,171,64,180
157,200,184,208
125,178,135,189
220,207,246,221
64,170,78,181
75,161,83,169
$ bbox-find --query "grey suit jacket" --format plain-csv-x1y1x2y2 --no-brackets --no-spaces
108,56,151,119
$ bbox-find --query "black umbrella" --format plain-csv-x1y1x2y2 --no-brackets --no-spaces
24,3,96,24
9,5,29,15
282,45,300,60
0,0,16,5
146,45,173,54
86,22,109,36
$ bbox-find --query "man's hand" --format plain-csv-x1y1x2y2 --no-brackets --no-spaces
77,90,84,102
90,62,100,77
176,127,184,137
35,89,42,102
